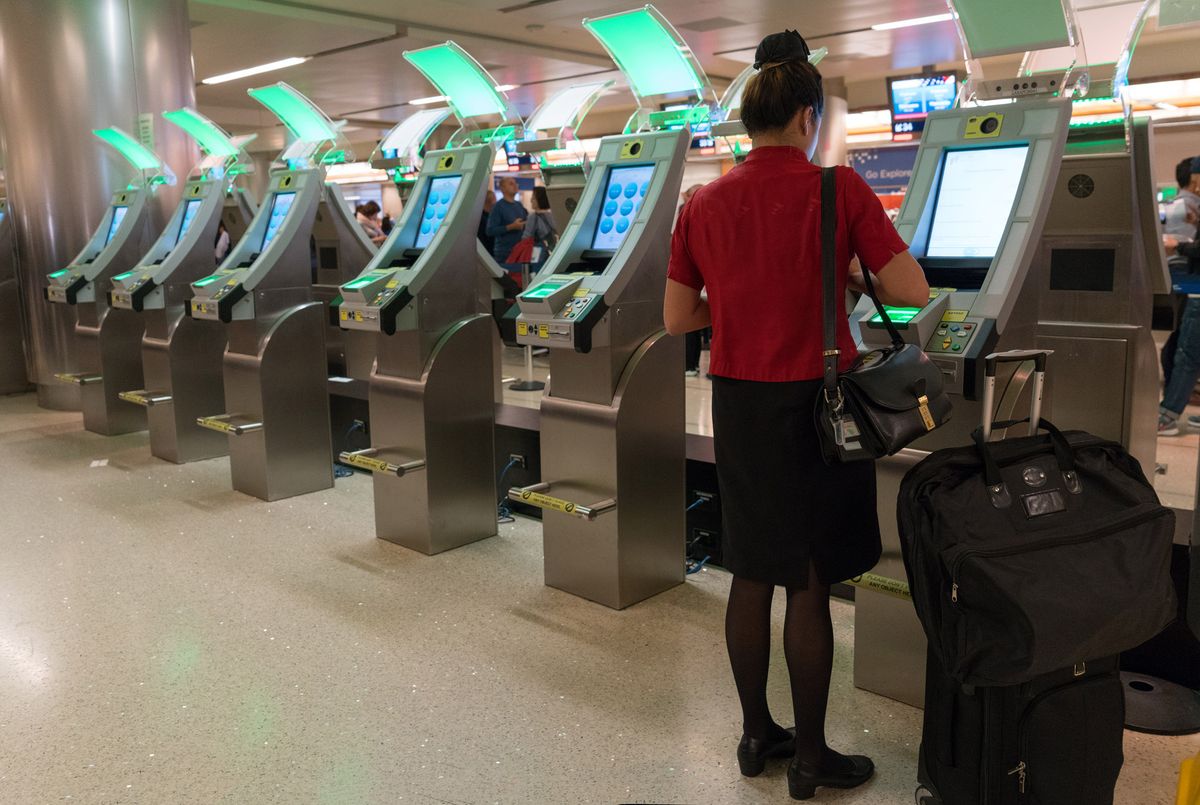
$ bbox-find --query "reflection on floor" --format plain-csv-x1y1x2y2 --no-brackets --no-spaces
0,392,1195,804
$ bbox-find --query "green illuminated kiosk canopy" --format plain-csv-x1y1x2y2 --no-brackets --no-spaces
247,82,351,166
93,127,174,187
402,42,522,145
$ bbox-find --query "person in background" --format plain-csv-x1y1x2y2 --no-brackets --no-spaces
486,176,527,275
1160,156,1200,395
678,183,706,377
663,30,929,801
523,186,557,272
381,213,394,237
356,200,386,245
1160,165,1200,436
478,185,496,256
213,218,231,264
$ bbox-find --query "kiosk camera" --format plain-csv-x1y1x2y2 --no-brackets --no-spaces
45,127,173,435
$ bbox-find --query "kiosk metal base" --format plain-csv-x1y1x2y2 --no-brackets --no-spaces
368,315,499,555
1122,672,1200,735
217,302,333,501
539,331,685,610
74,304,146,436
139,309,228,464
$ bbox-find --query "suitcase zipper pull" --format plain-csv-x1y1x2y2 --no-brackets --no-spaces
1008,761,1027,794
951,582,959,603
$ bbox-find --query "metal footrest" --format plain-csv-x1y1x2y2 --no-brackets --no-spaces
196,413,263,436
54,372,102,386
337,448,426,477
507,482,616,521
118,389,173,407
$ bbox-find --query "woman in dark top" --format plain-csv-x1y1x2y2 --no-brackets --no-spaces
663,31,929,801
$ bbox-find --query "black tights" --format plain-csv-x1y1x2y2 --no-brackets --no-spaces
724,567,833,764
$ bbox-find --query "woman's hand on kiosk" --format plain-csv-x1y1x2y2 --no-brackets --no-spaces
870,251,930,308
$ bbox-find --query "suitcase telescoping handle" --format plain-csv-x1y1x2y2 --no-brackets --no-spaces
981,349,1053,440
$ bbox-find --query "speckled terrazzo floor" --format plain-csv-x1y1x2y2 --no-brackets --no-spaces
0,392,1196,804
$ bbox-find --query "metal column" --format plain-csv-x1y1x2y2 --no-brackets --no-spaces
0,0,195,409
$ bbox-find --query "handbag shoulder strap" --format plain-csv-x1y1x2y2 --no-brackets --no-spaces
820,167,840,396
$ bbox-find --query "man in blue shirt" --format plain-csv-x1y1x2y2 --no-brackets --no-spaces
486,176,527,275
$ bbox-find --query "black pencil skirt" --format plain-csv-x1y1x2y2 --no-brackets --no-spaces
711,375,882,589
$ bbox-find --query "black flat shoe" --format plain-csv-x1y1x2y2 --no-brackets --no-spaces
737,727,796,777
787,750,874,800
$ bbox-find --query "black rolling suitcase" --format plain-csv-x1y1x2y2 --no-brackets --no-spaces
897,350,1178,805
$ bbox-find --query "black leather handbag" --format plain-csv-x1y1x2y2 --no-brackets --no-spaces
814,167,952,463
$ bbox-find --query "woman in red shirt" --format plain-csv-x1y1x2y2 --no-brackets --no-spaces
664,31,929,801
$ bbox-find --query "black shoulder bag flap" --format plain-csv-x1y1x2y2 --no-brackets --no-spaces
814,166,952,464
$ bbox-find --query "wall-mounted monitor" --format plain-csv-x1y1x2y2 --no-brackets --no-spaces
414,175,462,249
591,164,654,251
926,144,1030,259
889,74,957,141
103,206,129,246
260,192,295,251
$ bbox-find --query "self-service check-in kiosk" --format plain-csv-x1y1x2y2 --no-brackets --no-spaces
504,6,711,609
849,0,1087,706
189,83,356,501
334,42,514,555
109,109,256,464
0,198,30,394
45,128,172,435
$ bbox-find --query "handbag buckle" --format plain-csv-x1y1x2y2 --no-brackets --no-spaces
917,394,935,431
823,386,844,413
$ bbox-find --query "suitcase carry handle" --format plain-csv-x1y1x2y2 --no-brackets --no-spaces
981,349,1053,439
971,418,1081,502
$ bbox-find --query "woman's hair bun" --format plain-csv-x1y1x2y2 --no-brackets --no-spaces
752,29,811,70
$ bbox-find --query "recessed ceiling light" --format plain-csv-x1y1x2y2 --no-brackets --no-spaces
871,13,955,31
494,84,519,93
201,56,310,85
409,95,450,105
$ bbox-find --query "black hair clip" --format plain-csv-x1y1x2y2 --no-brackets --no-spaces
752,29,812,70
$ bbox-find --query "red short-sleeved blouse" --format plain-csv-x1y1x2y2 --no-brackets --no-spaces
668,146,910,382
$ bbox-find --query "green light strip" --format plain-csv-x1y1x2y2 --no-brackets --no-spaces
403,43,507,119
193,274,223,287
163,108,239,157
584,7,703,98
93,127,165,172
247,83,338,143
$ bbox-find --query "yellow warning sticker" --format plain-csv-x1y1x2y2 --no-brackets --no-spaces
573,289,589,298
343,454,390,473
520,490,576,515
517,322,529,336
199,418,236,434
943,310,968,323
225,279,238,286
118,391,148,406
339,309,348,321
386,279,399,289
537,324,549,338
353,311,364,322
